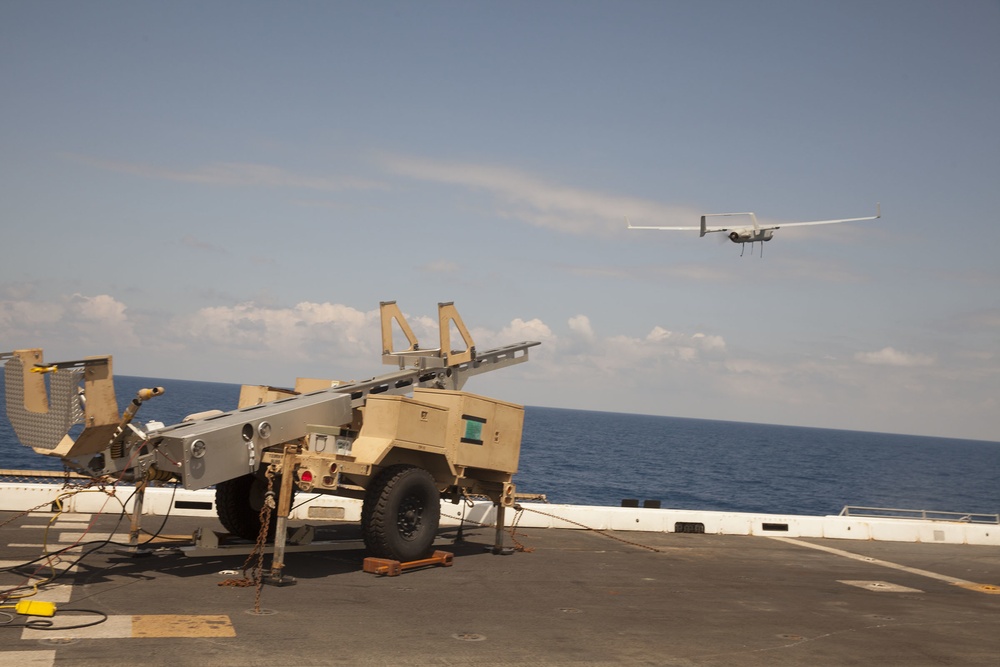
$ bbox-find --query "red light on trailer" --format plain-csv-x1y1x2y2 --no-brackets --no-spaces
300,470,314,483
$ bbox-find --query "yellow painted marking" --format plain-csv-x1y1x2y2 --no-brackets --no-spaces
21,614,236,640
772,536,998,593
955,582,1000,594
132,614,236,638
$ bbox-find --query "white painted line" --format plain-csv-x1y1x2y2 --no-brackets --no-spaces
771,536,980,587
0,584,76,604
21,613,132,639
20,518,93,527
0,650,55,667
0,585,75,604
33,584,75,603
58,532,120,543
6,545,83,552
0,559,78,574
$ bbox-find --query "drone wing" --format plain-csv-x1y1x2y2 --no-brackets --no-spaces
625,204,879,238
625,218,700,231
767,203,881,229
626,216,729,237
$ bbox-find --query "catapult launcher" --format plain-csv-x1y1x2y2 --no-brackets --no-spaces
3,302,540,574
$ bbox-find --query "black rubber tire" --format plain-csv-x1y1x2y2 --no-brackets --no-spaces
215,470,288,542
362,465,440,561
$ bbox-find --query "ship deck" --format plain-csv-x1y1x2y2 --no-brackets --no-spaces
1,510,998,666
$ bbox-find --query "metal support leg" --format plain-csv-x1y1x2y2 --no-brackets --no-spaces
491,502,511,555
265,446,298,586
128,479,147,550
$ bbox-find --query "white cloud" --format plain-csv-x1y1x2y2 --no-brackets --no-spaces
2,283,38,300
69,294,138,346
0,294,137,348
175,301,380,363
2,293,996,440
496,318,556,346
379,153,702,235
646,326,672,343
0,300,63,330
65,154,387,192
855,346,935,367
567,315,595,340
640,327,725,356
69,294,128,324
182,235,228,254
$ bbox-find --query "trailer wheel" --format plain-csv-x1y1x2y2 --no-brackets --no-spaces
215,469,289,542
362,465,440,561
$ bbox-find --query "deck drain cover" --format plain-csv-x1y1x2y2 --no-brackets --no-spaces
452,632,486,642
40,638,80,646
246,608,277,616
838,580,923,593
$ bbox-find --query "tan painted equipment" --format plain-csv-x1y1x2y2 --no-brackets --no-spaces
2,302,540,572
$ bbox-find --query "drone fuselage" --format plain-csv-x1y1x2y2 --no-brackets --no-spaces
729,228,775,244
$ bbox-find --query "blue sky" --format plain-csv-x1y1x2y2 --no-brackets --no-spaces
2,1,998,441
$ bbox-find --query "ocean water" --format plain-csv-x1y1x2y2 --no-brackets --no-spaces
2,375,998,517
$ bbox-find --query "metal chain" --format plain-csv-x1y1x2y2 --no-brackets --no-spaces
218,467,275,614
444,495,536,552
519,505,663,553
443,501,663,553
507,505,534,553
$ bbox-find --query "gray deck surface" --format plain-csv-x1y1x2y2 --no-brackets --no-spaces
1,510,998,666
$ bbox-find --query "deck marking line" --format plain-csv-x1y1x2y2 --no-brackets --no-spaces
6,545,83,553
20,614,236,639
37,584,74,603
0,559,78,574
770,536,994,592
954,582,1000,594
132,614,236,637
28,513,93,521
58,532,119,543
0,559,76,571
21,614,132,640
0,650,56,667
5,583,76,603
